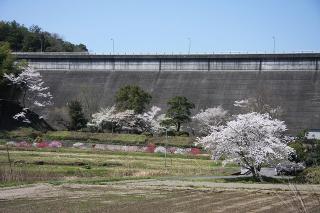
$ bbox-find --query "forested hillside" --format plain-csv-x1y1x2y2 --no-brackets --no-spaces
0,20,87,52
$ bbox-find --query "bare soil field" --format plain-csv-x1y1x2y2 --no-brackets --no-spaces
0,180,319,213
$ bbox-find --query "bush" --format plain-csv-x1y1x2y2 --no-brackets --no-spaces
146,143,156,153
174,131,189,137
159,130,189,137
141,132,153,137
289,141,307,162
191,147,201,155
36,141,49,148
48,141,62,148
295,167,320,184
154,146,166,153
16,141,32,148
159,130,175,137
0,127,42,140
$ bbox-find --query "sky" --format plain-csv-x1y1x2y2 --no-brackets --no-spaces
0,0,320,54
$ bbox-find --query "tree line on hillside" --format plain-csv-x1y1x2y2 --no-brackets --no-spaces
0,20,87,52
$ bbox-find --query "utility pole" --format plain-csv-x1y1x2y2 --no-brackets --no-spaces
165,128,168,168
40,37,43,52
187,37,191,54
272,36,276,53
40,33,44,52
111,38,115,54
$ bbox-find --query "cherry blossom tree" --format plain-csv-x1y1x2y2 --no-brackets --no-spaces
138,106,163,134
197,112,294,180
234,97,283,119
4,67,53,123
88,106,124,132
192,106,228,136
88,105,164,134
114,109,139,132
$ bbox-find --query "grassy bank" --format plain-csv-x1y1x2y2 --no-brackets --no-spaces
0,146,238,187
0,128,195,148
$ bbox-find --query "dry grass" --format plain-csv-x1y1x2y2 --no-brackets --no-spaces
0,147,238,186
1,183,320,213
0,165,62,184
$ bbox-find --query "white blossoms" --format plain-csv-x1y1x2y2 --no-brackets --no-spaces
4,67,53,123
197,112,294,177
192,106,228,135
88,105,163,134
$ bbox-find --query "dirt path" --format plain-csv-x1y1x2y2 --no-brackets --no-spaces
120,179,320,192
0,180,319,213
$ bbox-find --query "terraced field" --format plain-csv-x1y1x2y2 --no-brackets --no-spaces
1,181,319,213
0,146,319,212
0,146,238,187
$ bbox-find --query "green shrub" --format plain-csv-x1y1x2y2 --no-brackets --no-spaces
0,127,42,140
174,131,189,137
159,130,189,137
141,132,153,137
289,141,307,162
295,167,320,184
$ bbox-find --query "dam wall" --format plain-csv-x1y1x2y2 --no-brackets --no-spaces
14,53,320,134
15,52,320,71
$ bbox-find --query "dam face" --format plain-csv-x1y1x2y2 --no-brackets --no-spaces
15,53,320,134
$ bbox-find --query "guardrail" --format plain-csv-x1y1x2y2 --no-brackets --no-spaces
12,51,319,56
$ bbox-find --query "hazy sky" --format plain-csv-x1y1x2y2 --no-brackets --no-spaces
1,0,320,53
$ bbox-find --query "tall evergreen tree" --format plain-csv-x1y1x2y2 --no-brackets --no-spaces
166,96,195,132
68,101,87,130
115,85,152,114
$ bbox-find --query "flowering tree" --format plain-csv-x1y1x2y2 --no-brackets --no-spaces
4,67,53,122
234,97,283,118
138,106,162,134
88,106,120,132
114,109,139,132
88,105,163,134
192,106,228,135
197,112,294,179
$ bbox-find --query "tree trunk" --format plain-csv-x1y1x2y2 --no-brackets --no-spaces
250,166,262,182
177,122,181,132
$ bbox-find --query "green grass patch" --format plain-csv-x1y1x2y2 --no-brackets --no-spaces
0,145,210,160
0,128,196,148
44,131,147,145
0,146,238,187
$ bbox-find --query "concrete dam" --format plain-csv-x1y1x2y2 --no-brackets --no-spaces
15,52,320,134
